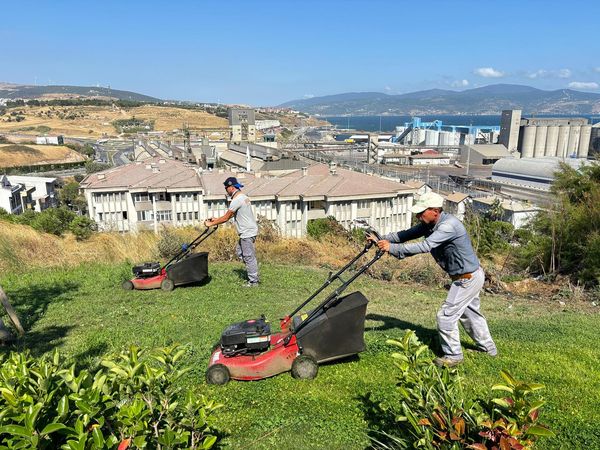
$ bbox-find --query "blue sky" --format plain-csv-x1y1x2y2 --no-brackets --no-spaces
1,0,598,105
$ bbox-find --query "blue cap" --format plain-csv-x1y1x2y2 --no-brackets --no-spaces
224,176,244,189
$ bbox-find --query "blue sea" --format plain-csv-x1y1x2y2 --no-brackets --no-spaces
322,114,598,133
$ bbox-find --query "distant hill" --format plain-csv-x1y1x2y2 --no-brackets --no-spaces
0,82,160,102
279,84,600,115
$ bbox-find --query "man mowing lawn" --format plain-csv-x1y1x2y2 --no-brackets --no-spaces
369,192,497,367
204,176,260,287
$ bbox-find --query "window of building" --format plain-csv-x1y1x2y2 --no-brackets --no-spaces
137,210,154,221
357,200,369,209
123,211,128,220
194,211,199,220
98,212,103,221
156,211,171,222
133,193,149,202
308,200,324,210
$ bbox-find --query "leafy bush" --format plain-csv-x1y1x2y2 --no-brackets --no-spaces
363,331,553,449
0,345,223,449
69,215,97,240
306,216,347,240
31,208,76,236
464,210,514,257
514,162,600,286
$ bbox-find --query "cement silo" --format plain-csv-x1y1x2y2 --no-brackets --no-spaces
557,126,571,158
425,130,440,146
567,125,581,157
545,126,559,157
520,125,536,158
578,125,592,158
533,126,547,157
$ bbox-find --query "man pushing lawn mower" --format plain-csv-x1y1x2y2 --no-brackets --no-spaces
204,176,260,288
369,191,497,368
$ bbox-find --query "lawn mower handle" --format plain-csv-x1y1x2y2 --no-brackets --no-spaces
287,229,383,320
163,224,218,269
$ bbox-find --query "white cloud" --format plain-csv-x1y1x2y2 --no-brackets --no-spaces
527,68,571,79
451,79,470,88
595,67,600,73
557,69,572,78
303,94,315,99
568,81,599,90
474,67,505,78
384,86,393,92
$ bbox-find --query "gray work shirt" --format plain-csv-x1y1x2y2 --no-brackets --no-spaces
228,192,258,239
384,212,480,276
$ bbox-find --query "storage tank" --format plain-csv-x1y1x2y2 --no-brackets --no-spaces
520,125,536,158
413,129,426,145
545,126,559,157
425,130,439,146
439,131,450,146
578,125,592,158
533,126,547,157
567,125,581,157
557,125,571,158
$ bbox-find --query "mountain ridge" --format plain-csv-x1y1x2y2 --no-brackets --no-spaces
0,82,161,102
279,84,600,115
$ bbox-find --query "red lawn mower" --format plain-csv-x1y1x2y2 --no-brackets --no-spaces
122,225,217,292
206,229,383,384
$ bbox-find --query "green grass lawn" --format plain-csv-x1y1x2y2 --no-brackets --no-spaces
1,261,599,449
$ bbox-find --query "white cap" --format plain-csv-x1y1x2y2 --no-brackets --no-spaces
411,192,445,214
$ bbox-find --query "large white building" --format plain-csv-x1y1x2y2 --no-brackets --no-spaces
0,175,57,214
80,158,416,236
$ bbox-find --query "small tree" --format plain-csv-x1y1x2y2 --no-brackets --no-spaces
69,215,96,240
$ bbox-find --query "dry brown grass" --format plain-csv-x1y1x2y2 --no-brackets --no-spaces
0,144,85,168
0,105,228,138
0,222,449,289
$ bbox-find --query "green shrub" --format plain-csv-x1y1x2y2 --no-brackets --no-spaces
31,208,75,236
69,215,96,240
513,162,600,286
363,331,553,449
306,216,346,240
0,345,223,449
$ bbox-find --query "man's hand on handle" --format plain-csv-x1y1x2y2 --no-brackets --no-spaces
204,218,215,227
367,233,390,253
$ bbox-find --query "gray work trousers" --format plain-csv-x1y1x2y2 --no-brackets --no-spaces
236,236,259,283
436,266,497,359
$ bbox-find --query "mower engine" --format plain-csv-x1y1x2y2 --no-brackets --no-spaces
132,262,161,278
220,315,271,356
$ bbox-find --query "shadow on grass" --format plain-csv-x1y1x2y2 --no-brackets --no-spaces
231,267,245,281
0,325,76,357
366,313,441,354
6,280,80,330
0,280,80,356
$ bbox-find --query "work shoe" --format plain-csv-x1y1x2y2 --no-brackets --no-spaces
433,356,463,367
243,281,260,288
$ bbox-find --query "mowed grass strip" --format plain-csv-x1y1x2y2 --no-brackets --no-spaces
1,261,599,449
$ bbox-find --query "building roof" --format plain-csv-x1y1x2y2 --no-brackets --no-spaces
445,192,470,203
492,157,586,181
80,158,202,191
473,196,540,212
81,160,414,202
219,150,264,172
466,144,512,158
